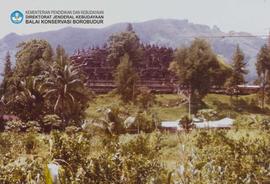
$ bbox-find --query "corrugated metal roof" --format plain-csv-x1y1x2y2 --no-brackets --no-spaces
194,117,234,129
161,117,234,129
161,121,179,128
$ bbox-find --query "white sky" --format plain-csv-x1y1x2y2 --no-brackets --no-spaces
1,0,270,39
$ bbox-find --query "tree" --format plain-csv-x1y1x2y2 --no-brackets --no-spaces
44,46,90,126
256,44,270,109
14,39,53,79
169,38,228,112
2,52,12,78
136,87,156,110
114,54,139,103
3,40,53,106
0,40,54,119
107,23,142,66
0,52,13,95
226,45,248,102
180,115,193,133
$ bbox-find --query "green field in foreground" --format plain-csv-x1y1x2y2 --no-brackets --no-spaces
1,93,270,183
1,127,269,183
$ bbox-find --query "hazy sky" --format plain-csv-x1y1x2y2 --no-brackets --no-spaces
1,0,270,39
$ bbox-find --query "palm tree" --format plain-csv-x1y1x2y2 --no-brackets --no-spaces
44,54,89,126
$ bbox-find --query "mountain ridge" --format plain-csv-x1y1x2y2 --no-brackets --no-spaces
0,19,267,81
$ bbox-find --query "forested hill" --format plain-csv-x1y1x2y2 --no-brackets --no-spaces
0,19,267,81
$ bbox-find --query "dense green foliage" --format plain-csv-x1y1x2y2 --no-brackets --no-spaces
226,45,248,100
180,115,193,132
107,23,142,66
0,52,12,96
0,131,167,184
169,39,231,112
256,44,270,108
114,54,139,103
15,40,53,74
135,87,156,110
0,41,90,129
1,119,270,183
12,77,46,121
176,130,270,183
43,46,90,125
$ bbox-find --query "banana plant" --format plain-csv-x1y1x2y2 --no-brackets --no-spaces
43,55,89,126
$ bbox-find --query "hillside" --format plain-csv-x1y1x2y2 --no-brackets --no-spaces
0,19,267,81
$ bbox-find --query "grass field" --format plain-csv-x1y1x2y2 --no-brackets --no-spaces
86,93,261,121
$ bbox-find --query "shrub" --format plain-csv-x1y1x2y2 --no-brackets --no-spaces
50,131,91,174
74,149,165,184
26,121,41,132
234,98,262,113
196,109,221,121
176,130,270,183
234,114,270,130
180,115,193,133
121,132,162,159
48,131,167,183
0,120,5,132
23,133,39,154
136,87,156,109
73,133,166,184
42,114,62,132
0,133,12,155
133,112,157,133
0,157,45,183
4,120,41,132
4,120,25,132
260,118,270,131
